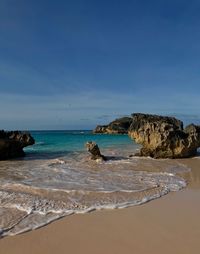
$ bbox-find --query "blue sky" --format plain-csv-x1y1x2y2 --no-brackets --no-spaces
1,0,200,129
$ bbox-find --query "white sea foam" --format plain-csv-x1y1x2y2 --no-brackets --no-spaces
35,142,46,146
0,150,189,237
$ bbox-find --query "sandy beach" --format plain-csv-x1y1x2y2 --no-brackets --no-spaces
0,158,199,254
1,0,200,253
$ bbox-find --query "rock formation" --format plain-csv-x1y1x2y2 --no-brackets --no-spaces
85,141,106,161
0,130,35,160
93,117,132,134
128,113,200,158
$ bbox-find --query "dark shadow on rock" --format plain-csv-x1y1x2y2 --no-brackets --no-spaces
0,130,35,160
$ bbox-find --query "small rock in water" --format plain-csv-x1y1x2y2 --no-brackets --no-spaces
85,141,106,161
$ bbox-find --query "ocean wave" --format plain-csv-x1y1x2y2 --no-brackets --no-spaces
35,142,46,146
0,147,189,238
48,159,66,166
0,168,186,237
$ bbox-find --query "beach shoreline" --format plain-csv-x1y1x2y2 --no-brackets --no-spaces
0,157,199,254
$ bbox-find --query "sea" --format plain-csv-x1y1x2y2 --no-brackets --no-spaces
0,130,189,237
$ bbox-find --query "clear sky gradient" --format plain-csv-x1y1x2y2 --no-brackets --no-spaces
1,0,200,129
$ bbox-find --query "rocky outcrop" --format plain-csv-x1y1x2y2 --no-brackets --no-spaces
128,113,200,159
93,117,132,134
0,130,35,160
85,141,106,161
93,125,108,134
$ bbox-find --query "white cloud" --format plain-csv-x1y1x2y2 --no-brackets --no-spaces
0,86,199,130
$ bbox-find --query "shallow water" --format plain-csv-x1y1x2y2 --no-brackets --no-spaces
0,131,189,237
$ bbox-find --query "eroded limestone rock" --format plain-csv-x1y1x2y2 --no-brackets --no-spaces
0,130,35,160
128,113,200,158
85,141,106,161
93,117,132,134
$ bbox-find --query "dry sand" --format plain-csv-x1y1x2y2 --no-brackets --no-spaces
0,158,200,254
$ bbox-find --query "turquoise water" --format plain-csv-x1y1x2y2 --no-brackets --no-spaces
0,131,188,237
25,130,135,158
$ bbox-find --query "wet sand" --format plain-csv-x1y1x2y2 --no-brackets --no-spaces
0,158,200,254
